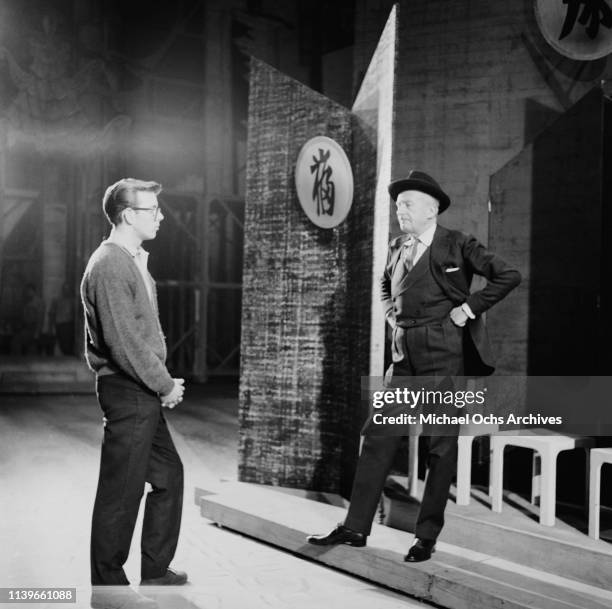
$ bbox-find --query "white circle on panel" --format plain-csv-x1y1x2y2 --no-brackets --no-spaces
535,0,612,60
295,136,354,229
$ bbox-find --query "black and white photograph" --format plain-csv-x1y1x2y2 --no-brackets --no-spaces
1,1,612,608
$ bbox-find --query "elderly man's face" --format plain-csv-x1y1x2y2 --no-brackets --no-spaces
395,190,438,235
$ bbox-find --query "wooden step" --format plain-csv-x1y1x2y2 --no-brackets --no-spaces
195,482,612,609
382,477,612,590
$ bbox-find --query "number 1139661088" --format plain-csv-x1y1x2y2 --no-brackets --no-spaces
0,588,76,603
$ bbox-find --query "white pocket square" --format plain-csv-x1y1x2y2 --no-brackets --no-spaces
445,267,460,273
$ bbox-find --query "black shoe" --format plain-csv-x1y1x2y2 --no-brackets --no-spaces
140,568,188,586
307,524,367,547
404,538,436,562
91,586,158,609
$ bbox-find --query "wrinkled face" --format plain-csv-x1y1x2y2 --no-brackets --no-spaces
125,191,164,241
395,190,438,235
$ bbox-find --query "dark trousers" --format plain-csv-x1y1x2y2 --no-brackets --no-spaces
345,319,463,541
91,374,183,585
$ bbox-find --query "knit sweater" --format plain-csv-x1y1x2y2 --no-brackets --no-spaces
80,241,174,396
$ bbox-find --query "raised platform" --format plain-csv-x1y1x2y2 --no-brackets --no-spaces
0,356,94,393
195,481,612,609
384,477,611,590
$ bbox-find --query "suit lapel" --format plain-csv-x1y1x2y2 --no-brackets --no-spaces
391,252,406,295
392,225,452,298
394,247,430,295
428,225,451,272
390,235,409,295
392,226,442,297
428,225,465,302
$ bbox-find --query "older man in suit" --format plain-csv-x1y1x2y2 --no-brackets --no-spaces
308,171,520,562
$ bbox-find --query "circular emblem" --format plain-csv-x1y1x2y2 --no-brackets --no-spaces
534,0,612,60
295,136,353,229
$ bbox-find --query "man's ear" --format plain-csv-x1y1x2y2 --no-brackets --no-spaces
121,208,134,226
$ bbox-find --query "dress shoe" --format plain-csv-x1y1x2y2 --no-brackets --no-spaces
404,538,436,562
307,524,367,547
91,586,158,609
140,568,188,586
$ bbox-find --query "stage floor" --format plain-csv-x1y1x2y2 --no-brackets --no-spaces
0,382,428,609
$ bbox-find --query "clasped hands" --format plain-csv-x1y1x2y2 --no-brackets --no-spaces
160,378,185,408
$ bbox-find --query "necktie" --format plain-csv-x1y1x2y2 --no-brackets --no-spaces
402,236,419,272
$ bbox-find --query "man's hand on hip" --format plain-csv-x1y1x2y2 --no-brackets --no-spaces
161,378,185,408
449,306,468,327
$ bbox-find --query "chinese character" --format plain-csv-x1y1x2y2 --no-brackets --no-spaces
559,0,612,40
310,148,335,216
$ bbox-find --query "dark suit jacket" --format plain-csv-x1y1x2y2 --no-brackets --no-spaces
381,225,521,376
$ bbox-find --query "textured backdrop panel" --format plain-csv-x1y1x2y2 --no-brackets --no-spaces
238,59,375,494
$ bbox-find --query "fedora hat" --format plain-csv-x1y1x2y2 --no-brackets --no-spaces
388,170,451,213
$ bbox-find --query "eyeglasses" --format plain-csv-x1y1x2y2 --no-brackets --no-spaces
130,206,162,221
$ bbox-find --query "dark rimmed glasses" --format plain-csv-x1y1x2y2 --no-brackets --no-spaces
130,206,162,221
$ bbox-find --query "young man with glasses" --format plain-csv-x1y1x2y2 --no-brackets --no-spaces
81,178,187,608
